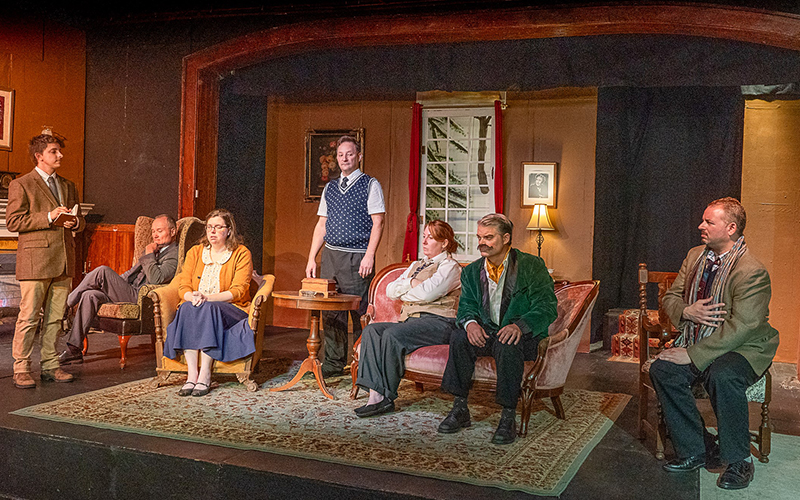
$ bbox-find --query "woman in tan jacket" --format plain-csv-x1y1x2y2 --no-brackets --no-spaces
163,209,253,397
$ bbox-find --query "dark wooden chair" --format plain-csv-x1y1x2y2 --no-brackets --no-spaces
637,262,772,463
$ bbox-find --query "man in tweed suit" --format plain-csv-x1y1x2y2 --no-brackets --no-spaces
7,132,84,388
650,198,778,490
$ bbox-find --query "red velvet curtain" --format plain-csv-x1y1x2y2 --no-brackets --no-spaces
402,102,423,262
494,100,505,214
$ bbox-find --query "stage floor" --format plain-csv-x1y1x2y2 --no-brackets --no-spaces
1,314,798,500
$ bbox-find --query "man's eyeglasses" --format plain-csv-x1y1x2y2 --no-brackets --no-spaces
206,224,229,232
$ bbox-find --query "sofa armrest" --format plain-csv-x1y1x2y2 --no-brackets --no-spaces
360,304,376,329
528,328,583,390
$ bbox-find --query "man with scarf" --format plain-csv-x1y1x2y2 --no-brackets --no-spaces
650,197,778,490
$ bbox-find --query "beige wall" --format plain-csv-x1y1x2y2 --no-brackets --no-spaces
0,18,85,194
265,94,597,328
741,99,800,365
503,95,597,282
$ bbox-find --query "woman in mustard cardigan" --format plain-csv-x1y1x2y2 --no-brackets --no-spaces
163,209,253,397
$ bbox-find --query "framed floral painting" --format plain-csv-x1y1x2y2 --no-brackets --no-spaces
304,128,364,202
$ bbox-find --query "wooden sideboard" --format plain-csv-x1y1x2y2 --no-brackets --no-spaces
80,223,136,280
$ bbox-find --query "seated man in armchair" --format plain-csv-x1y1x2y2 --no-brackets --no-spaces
438,213,557,445
649,197,778,490
59,214,178,364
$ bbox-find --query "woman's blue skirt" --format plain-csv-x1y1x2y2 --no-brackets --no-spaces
163,301,255,363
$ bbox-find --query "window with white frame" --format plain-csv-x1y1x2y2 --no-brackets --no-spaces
420,107,495,260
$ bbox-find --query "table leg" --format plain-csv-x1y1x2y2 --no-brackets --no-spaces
270,311,335,399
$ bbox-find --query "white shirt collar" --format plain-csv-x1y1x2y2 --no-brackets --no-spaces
423,251,448,265
201,245,233,266
35,167,57,183
707,249,729,261
340,169,363,187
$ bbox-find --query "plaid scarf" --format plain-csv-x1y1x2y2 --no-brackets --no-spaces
673,236,747,347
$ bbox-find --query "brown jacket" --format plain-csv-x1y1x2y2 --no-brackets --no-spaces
6,169,84,280
663,244,779,376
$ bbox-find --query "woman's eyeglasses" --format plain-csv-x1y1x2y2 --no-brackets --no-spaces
206,224,229,232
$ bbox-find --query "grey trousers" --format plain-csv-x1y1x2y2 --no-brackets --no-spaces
356,313,456,400
66,266,138,349
320,248,373,371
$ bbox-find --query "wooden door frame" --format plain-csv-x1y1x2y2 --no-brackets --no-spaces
178,3,800,217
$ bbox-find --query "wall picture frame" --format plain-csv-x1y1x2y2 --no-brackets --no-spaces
521,162,557,207
0,88,14,151
304,128,365,202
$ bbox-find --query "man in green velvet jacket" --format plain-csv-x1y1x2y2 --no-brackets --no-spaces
438,213,557,445
650,197,778,490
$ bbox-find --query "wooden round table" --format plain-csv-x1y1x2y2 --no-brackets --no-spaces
270,291,361,399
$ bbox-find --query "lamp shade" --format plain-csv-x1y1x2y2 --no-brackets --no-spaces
527,204,554,231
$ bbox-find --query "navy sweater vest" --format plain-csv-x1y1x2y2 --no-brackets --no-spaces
324,174,373,251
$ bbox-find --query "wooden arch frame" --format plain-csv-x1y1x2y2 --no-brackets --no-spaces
179,3,800,217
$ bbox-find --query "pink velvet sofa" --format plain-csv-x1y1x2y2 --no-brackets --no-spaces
350,262,600,436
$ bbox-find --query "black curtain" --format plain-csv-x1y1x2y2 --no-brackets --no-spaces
591,87,744,342
217,83,267,273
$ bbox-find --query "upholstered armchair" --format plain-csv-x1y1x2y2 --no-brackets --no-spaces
349,262,599,437
85,216,206,368
636,263,772,463
149,271,275,391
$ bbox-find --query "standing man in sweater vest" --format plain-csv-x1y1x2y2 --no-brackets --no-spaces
306,135,385,378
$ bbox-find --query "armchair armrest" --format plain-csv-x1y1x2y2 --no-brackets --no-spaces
149,281,181,342
138,283,167,334
248,274,275,333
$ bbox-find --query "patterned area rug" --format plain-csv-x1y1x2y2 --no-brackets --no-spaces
11,359,629,496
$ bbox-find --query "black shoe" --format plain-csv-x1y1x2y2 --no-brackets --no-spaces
355,398,395,418
58,345,83,365
191,382,211,397
321,364,344,378
438,406,471,434
491,410,517,445
178,382,196,397
717,459,754,490
662,454,706,473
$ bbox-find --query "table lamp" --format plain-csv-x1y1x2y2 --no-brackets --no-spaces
527,204,555,257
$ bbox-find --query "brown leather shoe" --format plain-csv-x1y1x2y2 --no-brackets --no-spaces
40,368,75,383
13,372,36,389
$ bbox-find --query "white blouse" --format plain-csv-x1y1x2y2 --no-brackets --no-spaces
198,246,233,295
385,252,461,303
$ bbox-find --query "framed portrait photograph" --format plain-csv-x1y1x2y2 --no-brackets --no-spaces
521,162,558,207
0,88,14,151
304,128,364,202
